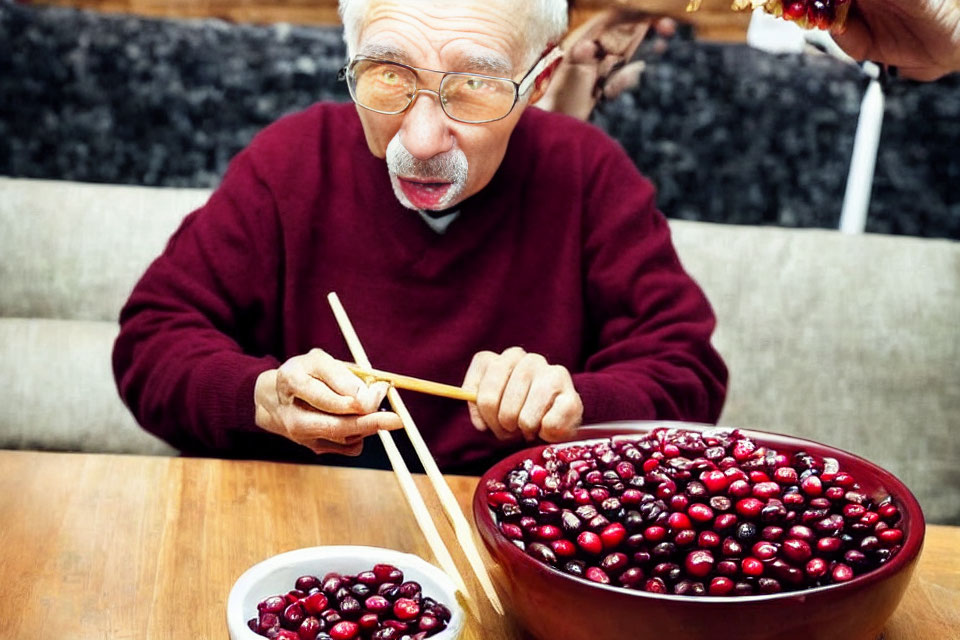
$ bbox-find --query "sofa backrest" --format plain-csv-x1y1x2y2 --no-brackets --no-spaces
0,177,209,455
1,177,957,523
671,221,960,524
0,177,211,321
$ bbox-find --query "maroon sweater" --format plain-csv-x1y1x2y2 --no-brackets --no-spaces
113,102,727,472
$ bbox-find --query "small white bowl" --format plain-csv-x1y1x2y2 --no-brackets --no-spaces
227,545,465,639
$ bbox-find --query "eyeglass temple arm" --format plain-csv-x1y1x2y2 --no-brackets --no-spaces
519,46,565,97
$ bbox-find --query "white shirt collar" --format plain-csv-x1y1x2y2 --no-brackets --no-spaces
416,209,461,234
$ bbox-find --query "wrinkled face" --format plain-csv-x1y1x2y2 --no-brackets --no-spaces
353,0,542,211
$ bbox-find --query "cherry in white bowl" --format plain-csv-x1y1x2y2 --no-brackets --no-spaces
227,546,465,640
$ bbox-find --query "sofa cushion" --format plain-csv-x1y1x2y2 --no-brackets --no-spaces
671,220,960,524
0,316,176,455
0,177,210,321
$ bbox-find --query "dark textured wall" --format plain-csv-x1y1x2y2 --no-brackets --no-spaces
1,0,958,239
1,1,347,187
594,38,960,238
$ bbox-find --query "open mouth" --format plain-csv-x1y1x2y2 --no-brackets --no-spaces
397,177,453,210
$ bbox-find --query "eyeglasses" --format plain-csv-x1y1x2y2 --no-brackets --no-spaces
339,47,564,124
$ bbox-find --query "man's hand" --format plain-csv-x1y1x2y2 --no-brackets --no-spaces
254,348,402,456
833,0,960,80
463,347,583,443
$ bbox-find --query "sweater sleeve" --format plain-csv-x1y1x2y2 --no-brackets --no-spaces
112,149,283,452
572,141,728,426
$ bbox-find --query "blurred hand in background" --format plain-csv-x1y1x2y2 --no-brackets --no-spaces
833,0,960,81
536,9,676,120
539,0,959,124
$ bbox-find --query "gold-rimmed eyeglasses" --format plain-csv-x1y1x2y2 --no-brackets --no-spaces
339,47,564,124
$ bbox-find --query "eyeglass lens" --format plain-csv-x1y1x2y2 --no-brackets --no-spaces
350,59,517,123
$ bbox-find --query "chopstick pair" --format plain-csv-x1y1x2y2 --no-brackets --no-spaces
326,293,502,622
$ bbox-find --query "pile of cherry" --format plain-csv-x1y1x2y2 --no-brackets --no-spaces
485,428,904,597
771,0,851,30
248,564,452,639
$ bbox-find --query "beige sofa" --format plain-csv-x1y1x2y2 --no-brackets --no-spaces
1,176,958,523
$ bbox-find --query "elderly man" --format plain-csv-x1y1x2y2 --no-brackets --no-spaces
113,0,727,473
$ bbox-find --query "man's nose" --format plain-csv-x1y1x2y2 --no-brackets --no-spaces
399,92,454,160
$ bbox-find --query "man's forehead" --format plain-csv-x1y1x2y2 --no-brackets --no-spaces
356,0,527,73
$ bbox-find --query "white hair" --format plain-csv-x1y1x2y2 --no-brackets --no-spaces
338,0,568,68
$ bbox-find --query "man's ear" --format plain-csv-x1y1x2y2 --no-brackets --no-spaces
527,52,564,104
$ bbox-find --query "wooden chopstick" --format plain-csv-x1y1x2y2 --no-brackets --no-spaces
344,363,477,403
326,294,482,621
379,385,506,618
327,293,504,618
375,422,480,621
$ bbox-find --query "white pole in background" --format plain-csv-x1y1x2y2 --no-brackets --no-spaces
750,18,884,235
839,61,886,234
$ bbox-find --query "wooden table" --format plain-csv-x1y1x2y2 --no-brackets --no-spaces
0,450,957,639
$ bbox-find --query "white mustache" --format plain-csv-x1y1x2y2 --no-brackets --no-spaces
386,134,468,185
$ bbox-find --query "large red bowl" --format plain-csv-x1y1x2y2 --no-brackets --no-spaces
473,422,925,640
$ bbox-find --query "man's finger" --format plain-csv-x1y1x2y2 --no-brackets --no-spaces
516,368,565,442
476,347,526,438
299,412,400,455
355,381,393,414
310,439,365,457
302,350,395,414
278,350,362,411
499,354,547,438
294,376,369,414
318,411,403,442
356,411,404,436
569,37,601,64
603,60,646,100
653,17,677,37
540,391,583,444
463,351,495,432
304,349,368,399
286,411,367,445
830,16,870,61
